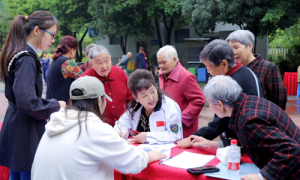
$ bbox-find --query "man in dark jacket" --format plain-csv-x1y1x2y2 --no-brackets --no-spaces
191,75,300,180
178,39,263,148
135,47,147,69
226,30,287,110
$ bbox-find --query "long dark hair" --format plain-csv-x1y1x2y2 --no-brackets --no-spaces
127,69,164,120
0,11,58,81
52,36,78,60
40,52,47,60
66,89,105,138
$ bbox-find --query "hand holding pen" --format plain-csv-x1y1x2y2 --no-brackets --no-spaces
118,132,127,139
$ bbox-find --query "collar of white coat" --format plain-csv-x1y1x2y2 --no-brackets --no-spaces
45,107,101,137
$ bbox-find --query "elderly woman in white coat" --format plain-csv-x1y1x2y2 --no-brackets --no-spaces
114,69,183,144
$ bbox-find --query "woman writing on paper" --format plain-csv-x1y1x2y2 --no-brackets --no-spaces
114,69,183,144
32,76,166,180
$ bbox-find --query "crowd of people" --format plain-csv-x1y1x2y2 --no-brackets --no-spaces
0,10,299,180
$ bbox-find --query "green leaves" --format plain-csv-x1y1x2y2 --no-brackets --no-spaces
269,19,300,49
183,0,300,38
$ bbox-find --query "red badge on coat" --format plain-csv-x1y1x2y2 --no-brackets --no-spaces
156,121,165,127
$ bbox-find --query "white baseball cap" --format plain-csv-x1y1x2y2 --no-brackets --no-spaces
70,76,112,102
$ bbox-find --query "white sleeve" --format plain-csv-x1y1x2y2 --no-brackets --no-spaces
89,122,149,174
114,111,132,137
146,102,183,144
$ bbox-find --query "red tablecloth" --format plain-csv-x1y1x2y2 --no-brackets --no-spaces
114,146,253,180
0,122,9,180
283,72,298,95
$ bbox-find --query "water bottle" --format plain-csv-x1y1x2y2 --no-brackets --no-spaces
227,139,241,175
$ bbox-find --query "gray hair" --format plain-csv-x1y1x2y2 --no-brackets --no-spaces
199,39,235,68
226,30,255,52
85,44,96,55
89,45,111,61
204,75,242,106
157,45,179,61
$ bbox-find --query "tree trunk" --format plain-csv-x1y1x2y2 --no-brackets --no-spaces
77,28,89,62
120,36,126,55
74,32,79,62
74,29,88,62
252,27,259,54
154,18,163,48
162,14,174,45
254,33,257,54
124,33,128,53
166,27,172,45
119,33,128,54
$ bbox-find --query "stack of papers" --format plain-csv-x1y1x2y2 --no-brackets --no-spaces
160,151,215,169
204,163,260,180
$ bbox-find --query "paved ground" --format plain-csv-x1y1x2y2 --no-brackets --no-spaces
1,81,300,130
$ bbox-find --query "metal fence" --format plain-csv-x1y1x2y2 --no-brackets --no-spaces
268,48,288,61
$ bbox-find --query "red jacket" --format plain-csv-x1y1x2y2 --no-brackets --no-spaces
159,62,205,138
79,66,132,126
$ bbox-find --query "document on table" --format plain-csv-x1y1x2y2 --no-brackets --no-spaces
204,162,260,180
160,151,215,169
138,143,176,159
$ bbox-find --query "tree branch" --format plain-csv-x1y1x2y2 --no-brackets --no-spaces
80,28,89,44
162,13,169,31
155,18,163,48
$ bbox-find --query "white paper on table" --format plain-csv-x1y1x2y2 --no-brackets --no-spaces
160,151,215,169
162,150,171,160
138,143,176,153
138,143,175,160
204,162,260,180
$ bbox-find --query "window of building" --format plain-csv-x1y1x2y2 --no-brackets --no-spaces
175,29,189,43
109,35,120,45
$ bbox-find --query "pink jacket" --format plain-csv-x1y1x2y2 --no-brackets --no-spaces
159,62,205,138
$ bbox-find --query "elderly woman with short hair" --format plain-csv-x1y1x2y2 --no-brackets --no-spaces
191,75,300,180
79,45,132,127
178,39,263,149
79,43,96,72
226,30,287,110
157,45,205,138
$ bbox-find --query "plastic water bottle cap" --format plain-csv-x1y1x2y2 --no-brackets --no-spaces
231,139,237,144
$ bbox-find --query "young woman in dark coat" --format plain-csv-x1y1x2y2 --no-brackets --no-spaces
0,11,66,180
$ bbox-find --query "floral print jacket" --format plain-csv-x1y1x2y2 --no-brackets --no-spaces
61,60,83,79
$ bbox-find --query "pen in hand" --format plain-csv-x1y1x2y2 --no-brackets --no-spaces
118,132,127,139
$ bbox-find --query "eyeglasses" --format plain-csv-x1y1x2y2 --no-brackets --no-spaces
31,27,55,39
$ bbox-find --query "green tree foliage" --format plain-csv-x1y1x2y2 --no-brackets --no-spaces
0,0,13,48
3,0,92,62
43,0,92,61
269,19,300,49
269,19,300,73
182,0,300,52
146,0,188,47
89,0,153,54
